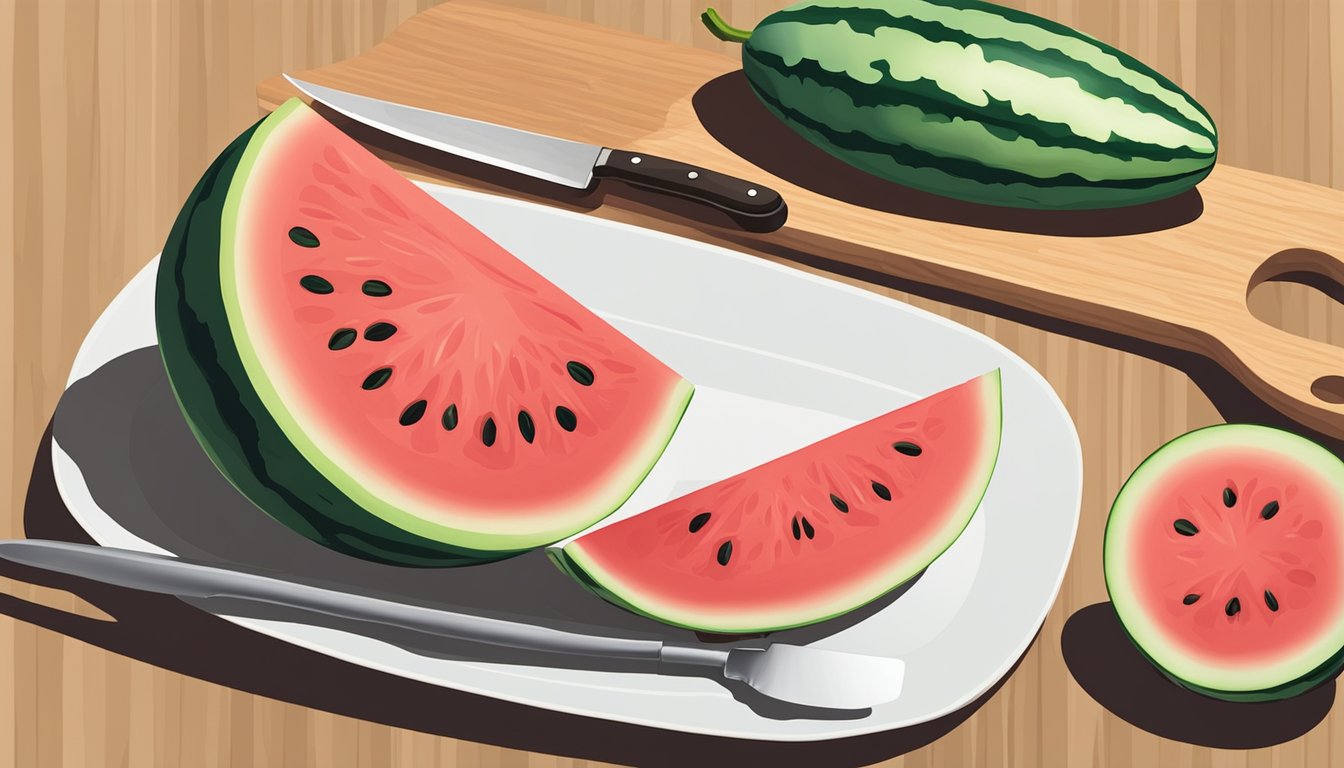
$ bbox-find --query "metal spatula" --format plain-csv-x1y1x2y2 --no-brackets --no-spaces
0,539,903,710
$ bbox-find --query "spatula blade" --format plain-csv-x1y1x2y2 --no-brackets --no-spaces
724,644,905,710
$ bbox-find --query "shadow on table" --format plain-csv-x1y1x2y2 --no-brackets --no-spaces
0,347,1019,766
1062,602,1336,749
692,71,1204,238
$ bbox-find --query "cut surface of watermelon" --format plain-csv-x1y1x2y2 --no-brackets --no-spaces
155,98,692,564
1105,424,1344,701
551,371,1002,633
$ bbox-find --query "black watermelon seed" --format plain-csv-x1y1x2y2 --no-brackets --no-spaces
289,226,319,248
1173,518,1199,536
327,328,357,350
1223,487,1237,508
441,403,459,431
1261,501,1280,520
399,400,427,426
830,494,849,513
361,367,392,390
555,406,577,432
801,517,815,540
481,418,497,447
299,275,333,294
518,410,536,443
871,481,892,501
361,280,392,297
893,441,922,456
689,512,711,533
1182,594,1200,605
1225,597,1241,617
364,322,397,341
1264,590,1279,612
716,540,733,566
791,517,801,540
567,361,594,386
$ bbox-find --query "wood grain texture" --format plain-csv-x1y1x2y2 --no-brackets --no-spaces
2,0,1342,766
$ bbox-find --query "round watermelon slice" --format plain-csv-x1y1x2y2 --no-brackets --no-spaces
1105,424,1344,701
550,371,1002,633
156,98,693,565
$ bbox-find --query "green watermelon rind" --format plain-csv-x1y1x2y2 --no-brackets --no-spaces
157,99,693,565
1104,423,1344,701
550,370,1003,634
1145,644,1344,704
727,0,1219,210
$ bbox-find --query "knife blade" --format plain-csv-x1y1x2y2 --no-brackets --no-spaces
284,76,786,231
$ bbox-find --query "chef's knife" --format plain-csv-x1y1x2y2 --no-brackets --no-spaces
284,76,787,232
0,539,903,710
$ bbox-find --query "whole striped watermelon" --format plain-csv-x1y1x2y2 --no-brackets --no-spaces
703,1,1218,210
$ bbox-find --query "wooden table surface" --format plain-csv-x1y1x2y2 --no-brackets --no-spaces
2,1,1342,766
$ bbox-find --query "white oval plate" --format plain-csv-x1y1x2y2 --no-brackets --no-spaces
52,184,1081,741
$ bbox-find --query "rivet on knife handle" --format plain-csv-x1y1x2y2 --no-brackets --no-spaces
594,149,786,232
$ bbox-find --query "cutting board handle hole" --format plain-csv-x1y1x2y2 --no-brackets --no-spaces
1247,249,1344,353
1248,248,1344,296
1311,377,1344,404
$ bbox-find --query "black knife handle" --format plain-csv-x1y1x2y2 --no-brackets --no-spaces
593,149,787,232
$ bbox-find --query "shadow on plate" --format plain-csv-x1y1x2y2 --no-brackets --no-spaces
1062,602,1335,749
0,349,1025,765
692,71,1204,238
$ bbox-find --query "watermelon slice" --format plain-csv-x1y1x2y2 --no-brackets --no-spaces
550,371,1002,633
155,98,693,565
1105,424,1344,701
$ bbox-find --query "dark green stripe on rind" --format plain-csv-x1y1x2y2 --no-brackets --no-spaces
742,64,1211,209
766,5,1215,145
155,110,515,567
913,0,1217,131
745,47,1212,167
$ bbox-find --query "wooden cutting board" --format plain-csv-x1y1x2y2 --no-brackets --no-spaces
258,0,1344,439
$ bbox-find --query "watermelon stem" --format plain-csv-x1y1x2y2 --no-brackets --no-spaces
701,8,752,43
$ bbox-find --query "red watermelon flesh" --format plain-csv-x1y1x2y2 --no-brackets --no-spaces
156,98,693,563
1105,424,1344,700
551,371,1002,633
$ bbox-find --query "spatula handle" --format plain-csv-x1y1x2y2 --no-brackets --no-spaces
0,540,667,661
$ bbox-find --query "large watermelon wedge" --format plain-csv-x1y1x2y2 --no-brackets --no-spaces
156,99,693,565
551,371,1002,633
